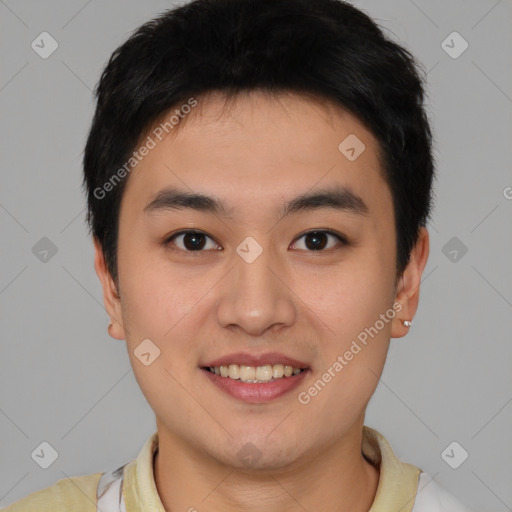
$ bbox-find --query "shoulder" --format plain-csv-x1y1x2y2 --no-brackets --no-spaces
411,472,473,512
2,473,102,512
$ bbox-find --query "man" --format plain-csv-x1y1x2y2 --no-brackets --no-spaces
5,0,472,510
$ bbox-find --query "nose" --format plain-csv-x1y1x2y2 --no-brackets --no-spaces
216,245,297,336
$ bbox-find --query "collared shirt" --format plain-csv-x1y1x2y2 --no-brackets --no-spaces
2,426,471,511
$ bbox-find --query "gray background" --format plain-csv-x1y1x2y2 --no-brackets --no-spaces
0,0,511,510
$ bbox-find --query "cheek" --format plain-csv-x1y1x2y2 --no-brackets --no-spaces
295,265,393,428
117,240,220,384
290,242,395,397
296,249,395,333
117,250,203,414
118,240,194,338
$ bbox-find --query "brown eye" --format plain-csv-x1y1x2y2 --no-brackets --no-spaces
291,230,346,251
166,231,221,251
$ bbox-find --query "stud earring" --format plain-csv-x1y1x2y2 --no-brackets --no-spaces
402,320,412,328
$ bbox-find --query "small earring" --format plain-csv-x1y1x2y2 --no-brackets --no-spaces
402,320,412,328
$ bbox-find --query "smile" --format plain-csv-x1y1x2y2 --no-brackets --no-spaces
206,363,304,383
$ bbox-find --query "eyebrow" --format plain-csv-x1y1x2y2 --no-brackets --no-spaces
143,184,369,220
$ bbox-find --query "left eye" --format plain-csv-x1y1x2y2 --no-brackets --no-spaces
290,230,345,251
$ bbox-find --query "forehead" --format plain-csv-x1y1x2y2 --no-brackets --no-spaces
121,90,392,222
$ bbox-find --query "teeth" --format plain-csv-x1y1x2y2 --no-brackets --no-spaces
256,365,273,381
207,363,304,382
239,365,256,381
273,363,284,379
228,364,240,379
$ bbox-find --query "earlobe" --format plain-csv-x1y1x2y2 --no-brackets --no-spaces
93,238,126,340
107,320,125,340
391,227,430,339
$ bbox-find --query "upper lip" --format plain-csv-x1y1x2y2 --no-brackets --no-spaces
202,351,309,369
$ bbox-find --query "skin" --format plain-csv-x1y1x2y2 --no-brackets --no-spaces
94,90,429,512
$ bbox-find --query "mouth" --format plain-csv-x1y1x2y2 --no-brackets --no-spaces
199,353,310,403
202,363,306,383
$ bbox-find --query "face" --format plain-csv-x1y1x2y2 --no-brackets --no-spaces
96,91,428,470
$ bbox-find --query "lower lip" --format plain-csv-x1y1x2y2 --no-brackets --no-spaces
201,368,309,403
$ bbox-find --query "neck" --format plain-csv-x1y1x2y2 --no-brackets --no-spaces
153,422,379,512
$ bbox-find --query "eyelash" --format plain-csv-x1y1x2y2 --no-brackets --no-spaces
163,229,348,253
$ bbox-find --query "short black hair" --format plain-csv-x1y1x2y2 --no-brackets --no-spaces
83,0,435,284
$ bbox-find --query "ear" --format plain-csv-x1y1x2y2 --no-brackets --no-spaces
93,237,126,340
391,226,430,338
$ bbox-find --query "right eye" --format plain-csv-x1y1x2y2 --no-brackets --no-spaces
164,230,222,252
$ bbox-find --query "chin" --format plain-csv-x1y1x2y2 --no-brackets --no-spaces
212,434,306,472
